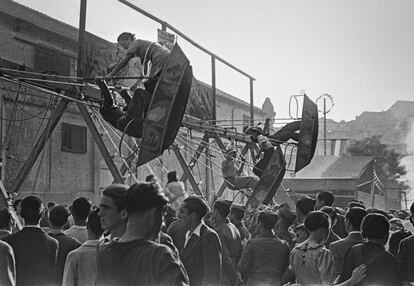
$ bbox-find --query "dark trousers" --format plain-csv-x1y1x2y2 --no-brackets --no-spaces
270,121,301,143
253,148,275,178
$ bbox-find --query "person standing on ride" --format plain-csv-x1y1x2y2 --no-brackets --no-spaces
106,32,170,95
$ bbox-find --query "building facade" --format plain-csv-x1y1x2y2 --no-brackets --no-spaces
0,0,275,205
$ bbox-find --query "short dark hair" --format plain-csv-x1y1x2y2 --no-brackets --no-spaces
117,32,135,42
47,201,56,209
124,183,168,215
145,175,155,182
316,191,335,206
167,171,178,183
71,197,92,220
102,184,129,212
21,196,44,225
345,207,367,230
230,208,245,221
13,199,22,211
361,213,389,239
0,208,13,229
304,211,330,232
320,206,337,223
348,200,366,209
49,205,70,228
410,202,414,214
87,209,104,237
183,197,209,221
296,196,316,215
213,201,231,218
258,212,278,230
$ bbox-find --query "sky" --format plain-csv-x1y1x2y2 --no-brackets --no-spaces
14,0,414,122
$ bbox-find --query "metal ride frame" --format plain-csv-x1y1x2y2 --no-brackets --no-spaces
0,0,260,206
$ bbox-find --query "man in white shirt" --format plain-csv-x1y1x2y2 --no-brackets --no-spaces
63,209,103,286
64,197,92,243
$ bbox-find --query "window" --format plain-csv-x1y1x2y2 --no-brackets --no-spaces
61,123,87,153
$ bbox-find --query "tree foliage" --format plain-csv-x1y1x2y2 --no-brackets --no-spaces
346,135,407,186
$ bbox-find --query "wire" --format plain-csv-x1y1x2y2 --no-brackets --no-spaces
0,67,152,81
0,77,96,106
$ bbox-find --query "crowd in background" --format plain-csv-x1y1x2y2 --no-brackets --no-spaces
0,171,413,286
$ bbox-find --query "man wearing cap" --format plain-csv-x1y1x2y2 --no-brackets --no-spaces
178,196,222,286
229,204,250,243
212,199,242,286
222,148,258,190
238,210,290,286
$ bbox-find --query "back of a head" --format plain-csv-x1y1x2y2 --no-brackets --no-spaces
145,174,155,183
117,32,134,42
167,171,178,183
258,211,279,230
102,184,129,211
183,196,209,221
87,209,104,237
72,197,92,221
230,208,245,221
320,206,337,223
213,199,232,218
317,191,335,206
21,195,44,225
125,183,168,215
304,211,330,232
47,201,56,209
361,213,389,240
296,196,316,215
348,200,366,209
49,205,70,228
345,207,367,231
0,208,12,229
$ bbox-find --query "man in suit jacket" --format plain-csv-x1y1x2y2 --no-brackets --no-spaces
338,213,402,286
177,196,222,286
329,206,367,276
3,196,58,286
397,234,414,285
212,199,242,286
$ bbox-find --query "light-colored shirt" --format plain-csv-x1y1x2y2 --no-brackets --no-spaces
64,226,88,244
184,222,204,248
221,159,237,179
62,240,100,286
290,240,336,286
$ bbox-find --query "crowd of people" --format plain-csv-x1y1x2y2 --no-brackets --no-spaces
0,177,413,286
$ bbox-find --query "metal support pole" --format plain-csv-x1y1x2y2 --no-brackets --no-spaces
323,98,327,156
77,0,87,79
172,144,203,196
205,140,210,199
77,104,124,183
0,91,5,181
11,100,70,194
250,78,254,126
180,133,209,182
211,56,216,123
370,160,376,207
